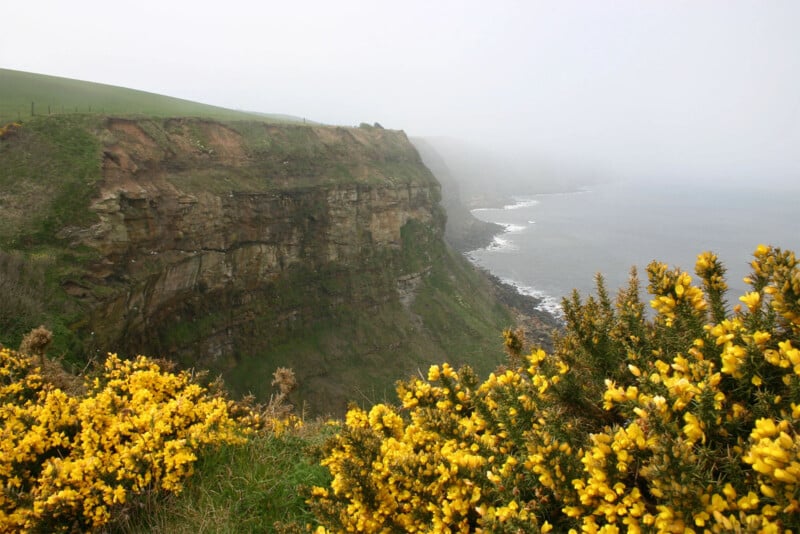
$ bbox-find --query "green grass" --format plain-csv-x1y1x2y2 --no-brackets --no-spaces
0,113,109,353
0,68,306,124
0,115,104,246
0,114,119,246
110,427,333,534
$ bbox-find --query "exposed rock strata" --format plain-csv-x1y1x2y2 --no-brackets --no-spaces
51,118,509,413
2,116,520,414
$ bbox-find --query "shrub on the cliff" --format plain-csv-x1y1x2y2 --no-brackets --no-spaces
0,349,247,532
309,245,800,533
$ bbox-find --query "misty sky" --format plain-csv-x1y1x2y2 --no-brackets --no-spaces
2,1,798,186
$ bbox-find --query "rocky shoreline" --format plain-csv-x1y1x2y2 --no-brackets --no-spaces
484,271,563,352
450,214,564,352
440,193,563,352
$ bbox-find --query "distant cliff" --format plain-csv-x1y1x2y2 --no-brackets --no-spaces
0,116,515,414
411,137,504,252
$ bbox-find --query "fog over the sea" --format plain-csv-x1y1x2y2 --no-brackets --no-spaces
2,1,798,189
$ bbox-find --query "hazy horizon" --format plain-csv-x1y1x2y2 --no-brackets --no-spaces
3,1,798,189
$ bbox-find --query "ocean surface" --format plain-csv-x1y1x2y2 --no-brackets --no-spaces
467,181,799,317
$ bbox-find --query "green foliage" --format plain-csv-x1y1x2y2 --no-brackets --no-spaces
0,247,97,358
310,246,800,533
111,429,333,534
220,244,513,415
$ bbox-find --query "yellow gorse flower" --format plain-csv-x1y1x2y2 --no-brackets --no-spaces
311,247,800,533
0,350,247,532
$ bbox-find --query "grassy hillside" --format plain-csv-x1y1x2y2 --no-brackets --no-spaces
0,68,305,123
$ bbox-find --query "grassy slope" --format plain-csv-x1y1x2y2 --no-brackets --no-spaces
0,114,107,358
0,114,103,245
0,68,302,123
0,70,311,248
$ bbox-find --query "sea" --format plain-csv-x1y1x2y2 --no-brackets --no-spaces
467,181,799,318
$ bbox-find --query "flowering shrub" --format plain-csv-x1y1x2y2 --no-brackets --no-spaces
0,351,245,532
310,245,800,533
0,121,22,140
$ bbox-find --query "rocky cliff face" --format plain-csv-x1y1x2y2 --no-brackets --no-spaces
2,117,513,414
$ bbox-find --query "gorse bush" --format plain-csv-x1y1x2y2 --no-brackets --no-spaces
0,350,245,532
310,245,800,533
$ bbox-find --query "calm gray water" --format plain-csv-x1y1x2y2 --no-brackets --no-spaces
468,181,799,317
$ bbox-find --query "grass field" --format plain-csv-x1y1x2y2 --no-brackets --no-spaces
0,68,307,124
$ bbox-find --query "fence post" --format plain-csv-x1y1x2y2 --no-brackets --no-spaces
31,102,34,116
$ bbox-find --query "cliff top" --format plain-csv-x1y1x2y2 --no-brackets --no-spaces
0,114,435,249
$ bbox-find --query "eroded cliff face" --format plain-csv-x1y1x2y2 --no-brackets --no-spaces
3,116,511,414
58,118,463,411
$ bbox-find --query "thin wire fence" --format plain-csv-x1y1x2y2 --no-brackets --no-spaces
0,102,126,124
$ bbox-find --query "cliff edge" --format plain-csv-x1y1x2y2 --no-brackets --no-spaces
0,116,516,414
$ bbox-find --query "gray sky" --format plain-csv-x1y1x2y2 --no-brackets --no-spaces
2,0,798,186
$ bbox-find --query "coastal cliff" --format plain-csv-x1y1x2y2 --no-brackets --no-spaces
0,116,515,413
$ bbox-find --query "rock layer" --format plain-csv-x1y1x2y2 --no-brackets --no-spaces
4,117,513,414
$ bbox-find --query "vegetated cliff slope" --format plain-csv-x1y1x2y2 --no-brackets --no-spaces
0,115,514,414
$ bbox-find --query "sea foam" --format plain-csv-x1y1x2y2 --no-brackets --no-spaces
503,198,540,210
502,223,526,233
500,278,564,318
486,235,518,252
